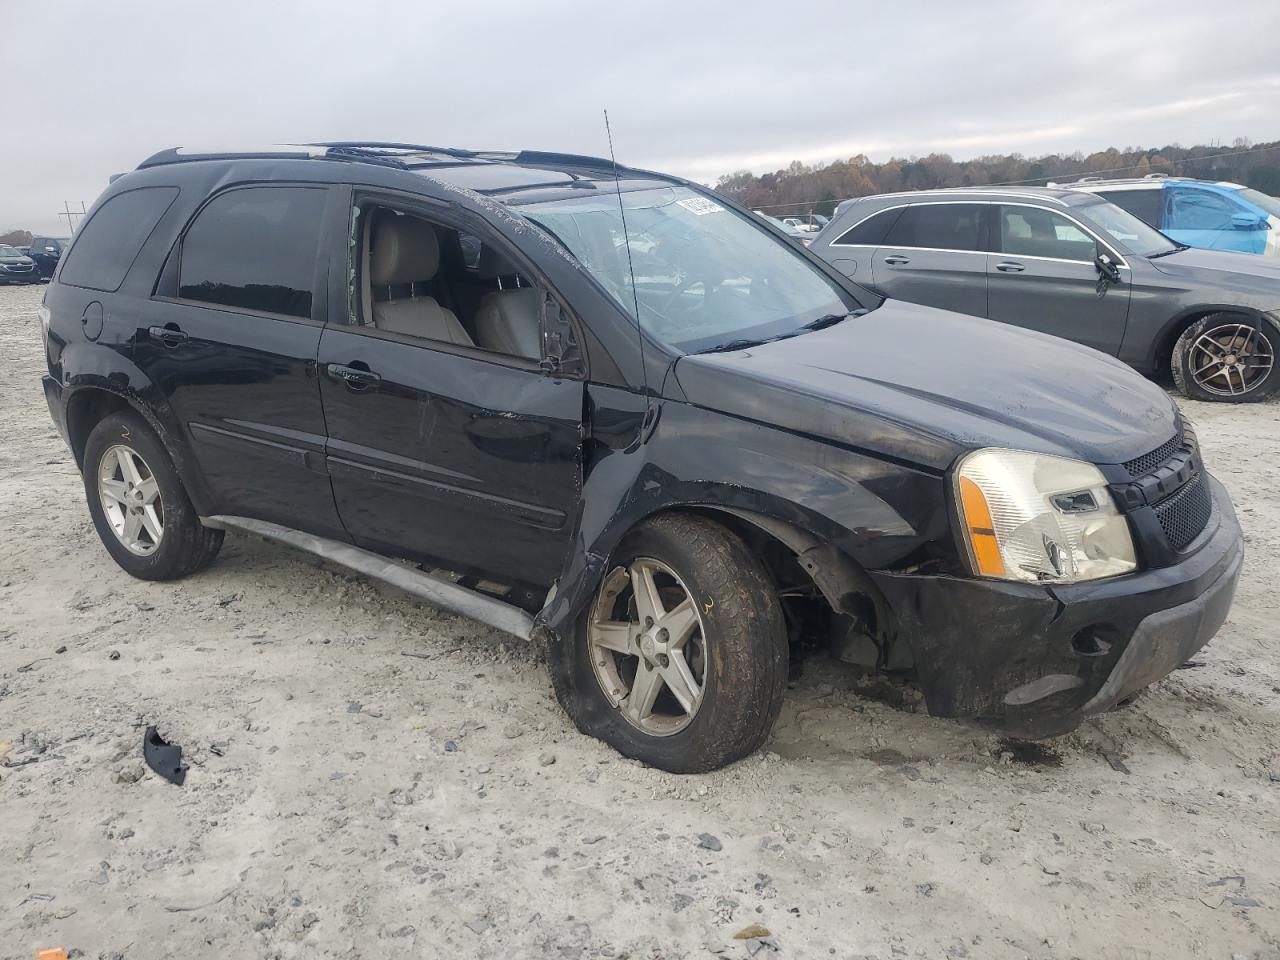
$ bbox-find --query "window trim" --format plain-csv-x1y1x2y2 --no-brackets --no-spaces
158,182,331,326
341,188,589,380
830,199,1128,269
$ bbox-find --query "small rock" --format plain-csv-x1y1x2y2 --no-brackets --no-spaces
112,763,144,784
980,853,994,865
502,723,523,739
582,834,606,845
1082,821,1107,834
55,645,67,654
916,882,935,897
697,833,722,851
464,917,492,935
107,650,121,661
538,752,555,767
733,923,771,940
444,740,458,753
346,702,363,713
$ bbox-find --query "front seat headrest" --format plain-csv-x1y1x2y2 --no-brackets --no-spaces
476,243,517,281
370,212,440,286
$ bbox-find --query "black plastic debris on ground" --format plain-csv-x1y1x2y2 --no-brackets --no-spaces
143,726,188,785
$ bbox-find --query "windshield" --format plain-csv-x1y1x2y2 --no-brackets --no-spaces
0,245,23,258
1080,199,1178,257
1238,187,1280,219
519,186,854,352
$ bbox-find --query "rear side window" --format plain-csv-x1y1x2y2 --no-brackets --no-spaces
58,187,179,292
178,186,327,319
832,207,903,246
883,203,984,251
1097,189,1163,228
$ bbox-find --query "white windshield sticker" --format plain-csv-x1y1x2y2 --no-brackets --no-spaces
677,197,724,216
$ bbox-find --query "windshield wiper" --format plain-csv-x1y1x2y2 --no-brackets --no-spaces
801,308,868,330
1147,243,1189,259
693,337,778,354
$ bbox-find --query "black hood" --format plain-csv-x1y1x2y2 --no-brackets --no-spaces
673,300,1178,472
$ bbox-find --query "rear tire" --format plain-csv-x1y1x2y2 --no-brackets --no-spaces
1171,313,1280,403
82,410,223,580
548,513,788,773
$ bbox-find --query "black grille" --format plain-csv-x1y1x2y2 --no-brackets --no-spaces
1124,429,1185,478
1154,472,1212,551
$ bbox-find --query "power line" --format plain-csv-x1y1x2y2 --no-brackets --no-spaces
748,142,1278,211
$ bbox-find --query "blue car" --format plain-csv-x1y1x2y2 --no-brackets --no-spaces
1057,175,1280,258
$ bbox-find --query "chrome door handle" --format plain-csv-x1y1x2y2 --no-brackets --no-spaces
995,261,1025,273
883,255,911,266
326,363,381,391
147,324,188,345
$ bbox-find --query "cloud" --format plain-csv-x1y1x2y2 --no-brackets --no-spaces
2,0,1278,232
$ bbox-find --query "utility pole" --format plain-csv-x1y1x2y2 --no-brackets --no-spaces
58,200,87,235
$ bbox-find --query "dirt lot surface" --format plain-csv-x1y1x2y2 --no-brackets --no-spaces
1,281,1278,960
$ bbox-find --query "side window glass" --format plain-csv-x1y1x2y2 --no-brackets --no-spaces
883,204,983,251
178,187,326,319
58,187,179,292
358,206,545,362
997,207,1096,263
832,207,903,246
1168,189,1240,231
1098,189,1163,228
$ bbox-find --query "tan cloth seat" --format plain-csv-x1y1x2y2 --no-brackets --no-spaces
473,245,542,359
369,213,472,346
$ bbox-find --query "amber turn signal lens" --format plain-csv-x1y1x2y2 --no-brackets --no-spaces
959,475,1006,577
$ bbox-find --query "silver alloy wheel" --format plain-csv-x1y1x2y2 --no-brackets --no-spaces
587,557,708,736
97,444,164,556
1190,322,1274,397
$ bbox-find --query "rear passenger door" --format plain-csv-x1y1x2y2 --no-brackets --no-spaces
985,204,1131,355
133,183,346,537
869,203,988,318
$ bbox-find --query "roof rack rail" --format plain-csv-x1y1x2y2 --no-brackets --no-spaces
1142,172,1169,179
311,141,482,160
514,149,624,172
136,143,443,171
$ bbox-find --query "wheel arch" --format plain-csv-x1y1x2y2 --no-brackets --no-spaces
1150,304,1275,377
61,380,213,514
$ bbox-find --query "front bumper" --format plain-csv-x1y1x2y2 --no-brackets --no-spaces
0,266,40,283
871,475,1243,738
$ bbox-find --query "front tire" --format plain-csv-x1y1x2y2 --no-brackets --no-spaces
548,513,788,773
82,410,223,580
1171,313,1280,402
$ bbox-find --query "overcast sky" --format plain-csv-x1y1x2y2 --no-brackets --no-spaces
3,0,1279,234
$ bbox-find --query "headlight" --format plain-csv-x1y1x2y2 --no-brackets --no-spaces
955,448,1137,584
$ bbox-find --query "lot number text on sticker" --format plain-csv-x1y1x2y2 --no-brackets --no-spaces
677,197,724,216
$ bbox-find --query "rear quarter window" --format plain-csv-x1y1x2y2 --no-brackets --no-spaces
58,187,180,292
832,207,903,246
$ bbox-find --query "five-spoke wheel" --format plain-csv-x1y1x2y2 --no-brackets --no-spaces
97,444,164,555
1174,313,1280,403
588,558,707,736
550,512,788,773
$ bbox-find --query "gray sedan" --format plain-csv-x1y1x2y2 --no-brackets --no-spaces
808,187,1280,402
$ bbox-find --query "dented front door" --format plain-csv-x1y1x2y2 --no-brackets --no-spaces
316,326,584,587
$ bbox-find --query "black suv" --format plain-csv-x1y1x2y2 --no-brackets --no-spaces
41,143,1243,772
28,236,71,280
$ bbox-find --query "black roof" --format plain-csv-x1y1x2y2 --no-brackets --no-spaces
136,142,680,204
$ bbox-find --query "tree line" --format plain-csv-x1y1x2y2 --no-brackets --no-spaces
715,138,1280,216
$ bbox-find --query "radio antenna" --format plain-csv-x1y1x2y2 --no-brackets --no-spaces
604,109,648,393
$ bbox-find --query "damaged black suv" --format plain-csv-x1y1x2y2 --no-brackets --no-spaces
41,143,1243,772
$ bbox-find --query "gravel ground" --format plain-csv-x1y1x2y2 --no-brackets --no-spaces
1,281,1278,960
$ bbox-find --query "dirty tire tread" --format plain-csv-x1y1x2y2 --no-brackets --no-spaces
549,512,788,774
82,410,223,581
1171,312,1280,403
